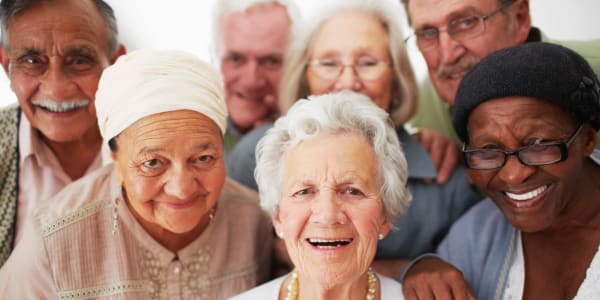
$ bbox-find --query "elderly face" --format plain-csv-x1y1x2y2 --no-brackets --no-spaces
465,97,596,232
112,110,226,236
273,131,390,287
408,0,530,104
218,4,290,133
1,0,120,143
306,11,394,111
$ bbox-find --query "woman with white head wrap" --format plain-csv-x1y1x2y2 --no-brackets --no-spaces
0,49,273,299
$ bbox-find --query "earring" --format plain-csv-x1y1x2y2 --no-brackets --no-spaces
209,206,216,225
277,231,284,238
111,197,119,236
378,234,385,240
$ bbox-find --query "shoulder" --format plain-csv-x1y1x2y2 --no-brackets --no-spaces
228,275,284,300
32,164,115,232
379,274,405,299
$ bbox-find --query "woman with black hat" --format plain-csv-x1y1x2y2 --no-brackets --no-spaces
401,42,600,300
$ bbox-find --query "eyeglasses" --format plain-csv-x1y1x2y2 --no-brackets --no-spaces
406,0,516,51
462,124,583,170
308,57,390,81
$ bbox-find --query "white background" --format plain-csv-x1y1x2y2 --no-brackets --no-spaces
1,0,599,107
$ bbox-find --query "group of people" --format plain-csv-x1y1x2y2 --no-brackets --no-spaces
0,0,598,299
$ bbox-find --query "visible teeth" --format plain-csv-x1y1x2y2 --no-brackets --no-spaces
32,99,89,113
307,238,352,248
505,185,548,201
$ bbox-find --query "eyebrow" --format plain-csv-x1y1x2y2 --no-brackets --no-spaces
136,143,217,156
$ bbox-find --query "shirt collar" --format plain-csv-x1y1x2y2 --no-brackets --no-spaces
590,149,600,166
397,127,438,179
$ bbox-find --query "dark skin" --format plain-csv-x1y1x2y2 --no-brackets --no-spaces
403,97,600,299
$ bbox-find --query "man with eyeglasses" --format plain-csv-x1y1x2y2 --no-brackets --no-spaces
400,42,600,300
402,0,600,148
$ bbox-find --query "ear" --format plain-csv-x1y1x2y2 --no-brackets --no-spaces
581,124,597,156
0,47,10,75
109,44,126,65
271,210,284,238
513,0,531,44
379,219,392,238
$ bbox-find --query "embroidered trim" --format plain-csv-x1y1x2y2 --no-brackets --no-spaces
57,280,150,299
42,199,111,237
0,106,20,267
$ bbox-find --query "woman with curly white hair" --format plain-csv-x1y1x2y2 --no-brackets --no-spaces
231,91,410,299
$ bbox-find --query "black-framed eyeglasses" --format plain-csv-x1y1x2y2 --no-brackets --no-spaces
308,57,390,81
462,124,583,170
405,0,516,51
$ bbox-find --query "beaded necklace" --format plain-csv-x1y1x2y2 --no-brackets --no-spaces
284,267,377,300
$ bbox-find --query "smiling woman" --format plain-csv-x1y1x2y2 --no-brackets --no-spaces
231,91,411,300
0,49,273,299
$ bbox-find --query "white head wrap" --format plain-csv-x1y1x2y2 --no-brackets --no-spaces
95,49,227,143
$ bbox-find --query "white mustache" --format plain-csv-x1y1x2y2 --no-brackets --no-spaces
31,99,90,113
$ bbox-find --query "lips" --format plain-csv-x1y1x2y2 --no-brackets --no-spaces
505,185,548,201
306,238,353,249
32,99,90,113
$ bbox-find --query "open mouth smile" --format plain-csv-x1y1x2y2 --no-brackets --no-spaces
32,99,90,113
306,238,353,249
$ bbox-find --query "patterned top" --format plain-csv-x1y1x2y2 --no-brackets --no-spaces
0,164,273,299
0,105,20,267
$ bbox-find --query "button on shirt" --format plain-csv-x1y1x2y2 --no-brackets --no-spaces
15,113,102,245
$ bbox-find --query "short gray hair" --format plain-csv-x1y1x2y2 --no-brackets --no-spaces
255,91,412,222
0,0,120,57
278,0,418,125
401,0,515,25
210,0,300,61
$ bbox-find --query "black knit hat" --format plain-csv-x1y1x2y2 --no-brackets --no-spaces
453,42,600,143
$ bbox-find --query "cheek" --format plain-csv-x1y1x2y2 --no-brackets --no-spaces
306,71,330,95
278,202,310,238
79,75,102,99
123,174,162,205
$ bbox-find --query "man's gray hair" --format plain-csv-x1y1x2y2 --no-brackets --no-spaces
0,0,120,57
210,0,300,61
255,91,412,222
278,0,418,126
401,0,515,25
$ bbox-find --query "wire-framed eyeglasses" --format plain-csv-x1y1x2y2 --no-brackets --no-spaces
405,0,516,51
462,124,583,170
308,57,390,81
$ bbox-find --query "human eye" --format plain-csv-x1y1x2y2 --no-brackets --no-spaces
317,58,340,68
416,27,439,41
356,57,379,68
195,154,215,164
67,55,95,71
142,159,162,169
224,52,245,67
259,56,282,70
341,187,365,197
14,54,47,74
450,16,480,33
292,187,314,198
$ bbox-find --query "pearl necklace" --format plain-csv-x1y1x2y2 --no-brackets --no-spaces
284,267,377,300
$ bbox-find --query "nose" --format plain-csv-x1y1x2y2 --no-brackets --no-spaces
164,166,199,200
333,66,362,92
437,32,466,66
497,155,536,185
311,189,347,225
238,60,266,90
38,61,77,100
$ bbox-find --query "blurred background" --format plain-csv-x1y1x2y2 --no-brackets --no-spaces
1,0,599,107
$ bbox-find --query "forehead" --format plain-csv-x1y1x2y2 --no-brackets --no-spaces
283,131,377,179
7,0,108,53
220,4,290,55
467,97,576,136
119,110,222,149
408,0,498,27
310,11,389,55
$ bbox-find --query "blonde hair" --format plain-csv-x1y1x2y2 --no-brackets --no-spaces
278,0,418,125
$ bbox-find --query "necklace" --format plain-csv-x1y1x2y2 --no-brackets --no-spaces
284,267,377,300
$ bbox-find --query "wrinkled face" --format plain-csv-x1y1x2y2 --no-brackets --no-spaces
306,11,394,111
1,0,118,143
112,110,226,235
408,0,529,104
218,4,290,133
466,97,595,232
274,131,391,287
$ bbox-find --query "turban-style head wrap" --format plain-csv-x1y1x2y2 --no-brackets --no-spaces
95,49,227,144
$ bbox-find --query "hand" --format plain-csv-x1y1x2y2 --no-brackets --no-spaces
402,258,475,300
414,128,459,184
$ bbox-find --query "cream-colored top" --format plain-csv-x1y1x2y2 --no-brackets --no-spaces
16,113,102,245
0,164,272,299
